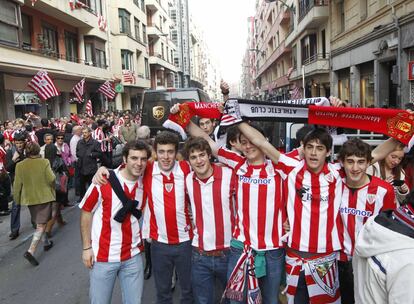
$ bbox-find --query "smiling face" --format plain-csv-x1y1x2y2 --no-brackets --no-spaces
123,149,148,179
239,133,264,165
198,118,214,135
304,139,330,173
385,149,404,170
188,149,213,179
156,143,177,172
342,155,370,187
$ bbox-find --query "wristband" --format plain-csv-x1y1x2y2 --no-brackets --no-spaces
83,246,92,251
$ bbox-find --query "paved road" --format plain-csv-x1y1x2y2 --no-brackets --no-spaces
0,201,181,304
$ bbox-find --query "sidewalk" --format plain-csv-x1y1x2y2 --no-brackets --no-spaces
0,189,78,260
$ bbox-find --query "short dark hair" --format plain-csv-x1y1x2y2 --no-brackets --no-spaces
296,125,314,143
40,118,49,127
302,127,332,151
14,131,27,142
338,138,372,162
122,140,152,159
183,137,212,160
43,133,54,141
154,131,179,152
239,123,265,142
226,125,240,149
197,117,214,126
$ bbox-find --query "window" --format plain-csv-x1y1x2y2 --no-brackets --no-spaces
292,45,297,69
142,24,147,43
21,13,32,48
171,50,173,63
159,16,163,32
161,42,164,59
42,23,59,56
360,0,367,20
321,29,326,58
119,9,131,35
79,0,102,15
0,0,20,46
84,36,106,68
65,31,78,62
338,2,345,34
134,18,141,42
144,58,149,79
301,34,317,65
166,46,169,62
360,75,374,107
133,0,139,8
141,0,145,13
121,50,134,70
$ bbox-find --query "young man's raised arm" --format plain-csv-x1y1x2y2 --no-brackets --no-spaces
237,122,281,164
186,121,219,157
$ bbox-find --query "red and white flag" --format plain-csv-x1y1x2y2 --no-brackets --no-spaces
28,70,60,101
72,78,85,103
98,15,107,31
290,85,302,100
69,0,87,10
122,70,136,84
98,81,116,100
85,99,93,117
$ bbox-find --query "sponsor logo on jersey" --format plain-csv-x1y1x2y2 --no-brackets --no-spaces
165,183,174,192
340,206,373,217
366,194,376,204
308,253,339,298
239,175,271,185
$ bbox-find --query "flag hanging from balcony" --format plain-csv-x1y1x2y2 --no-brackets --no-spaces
69,0,87,10
28,70,60,101
122,70,136,84
290,85,302,100
98,15,107,31
85,99,93,117
98,81,116,100
72,78,85,103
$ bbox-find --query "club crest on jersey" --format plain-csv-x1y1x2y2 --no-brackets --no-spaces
324,173,334,183
366,194,376,204
165,183,174,192
307,254,339,298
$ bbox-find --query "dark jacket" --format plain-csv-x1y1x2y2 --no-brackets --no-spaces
6,146,26,182
35,128,56,146
76,137,102,176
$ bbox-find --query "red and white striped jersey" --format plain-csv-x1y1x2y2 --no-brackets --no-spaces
27,131,38,143
217,147,286,251
92,127,112,152
277,156,343,253
186,164,235,251
141,161,193,244
79,168,144,262
339,176,395,258
286,148,301,160
3,130,14,142
111,124,120,138
0,146,6,172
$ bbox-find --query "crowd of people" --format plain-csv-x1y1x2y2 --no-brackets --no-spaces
0,86,413,304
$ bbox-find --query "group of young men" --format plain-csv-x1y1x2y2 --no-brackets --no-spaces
79,94,413,304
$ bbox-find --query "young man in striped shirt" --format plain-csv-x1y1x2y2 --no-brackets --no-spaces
183,137,235,304
80,140,151,304
337,138,396,304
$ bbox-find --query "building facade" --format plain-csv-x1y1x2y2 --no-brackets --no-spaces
0,0,113,120
330,0,414,108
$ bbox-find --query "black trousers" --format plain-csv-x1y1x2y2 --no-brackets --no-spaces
338,260,355,304
79,174,94,199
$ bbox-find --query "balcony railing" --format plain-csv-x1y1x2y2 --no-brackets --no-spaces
302,52,329,66
298,0,329,22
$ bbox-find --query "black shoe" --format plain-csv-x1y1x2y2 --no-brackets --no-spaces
24,252,39,266
9,231,19,240
0,210,10,216
44,241,54,251
144,265,152,280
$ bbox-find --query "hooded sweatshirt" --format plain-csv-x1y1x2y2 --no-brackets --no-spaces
353,210,414,304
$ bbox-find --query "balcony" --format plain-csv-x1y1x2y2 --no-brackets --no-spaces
116,35,147,53
145,0,160,12
147,23,166,38
285,0,329,46
25,0,98,28
0,44,112,80
263,75,290,91
256,40,291,77
289,53,329,80
148,52,177,72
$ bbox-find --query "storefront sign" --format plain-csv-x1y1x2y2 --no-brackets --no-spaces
13,92,40,105
409,61,414,80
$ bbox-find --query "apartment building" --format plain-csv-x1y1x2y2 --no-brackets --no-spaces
286,0,330,99
146,0,177,90
0,0,113,120
330,0,414,108
253,0,292,100
110,0,150,112
241,16,256,99
189,17,206,89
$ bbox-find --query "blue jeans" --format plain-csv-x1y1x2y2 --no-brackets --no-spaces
191,248,229,304
90,253,144,304
227,246,285,304
10,201,20,233
151,240,193,304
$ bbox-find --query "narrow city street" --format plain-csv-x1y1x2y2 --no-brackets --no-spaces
0,191,181,304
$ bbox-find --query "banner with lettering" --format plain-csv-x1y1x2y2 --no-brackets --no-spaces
308,105,414,145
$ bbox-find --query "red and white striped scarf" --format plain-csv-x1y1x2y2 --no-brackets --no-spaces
284,251,340,304
222,245,262,304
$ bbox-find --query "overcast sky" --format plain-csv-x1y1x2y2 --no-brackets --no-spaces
188,0,256,83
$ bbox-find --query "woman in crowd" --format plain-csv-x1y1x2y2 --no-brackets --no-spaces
367,143,410,205
13,142,55,266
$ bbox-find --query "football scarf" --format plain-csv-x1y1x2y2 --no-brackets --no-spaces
284,251,341,304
